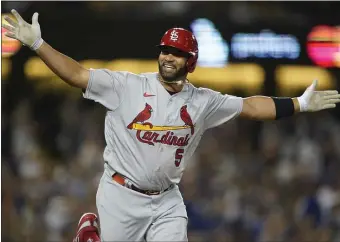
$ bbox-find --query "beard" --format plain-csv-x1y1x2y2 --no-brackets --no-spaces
158,61,187,82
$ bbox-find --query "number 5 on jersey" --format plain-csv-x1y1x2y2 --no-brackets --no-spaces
175,148,184,167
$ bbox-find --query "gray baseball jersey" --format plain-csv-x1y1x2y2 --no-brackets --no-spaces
83,69,243,191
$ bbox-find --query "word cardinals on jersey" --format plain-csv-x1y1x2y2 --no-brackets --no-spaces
127,103,195,147
136,130,190,147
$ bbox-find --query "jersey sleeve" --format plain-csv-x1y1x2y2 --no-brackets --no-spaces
203,89,243,130
83,69,128,110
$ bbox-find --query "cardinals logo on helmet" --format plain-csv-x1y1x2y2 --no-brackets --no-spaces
170,30,179,41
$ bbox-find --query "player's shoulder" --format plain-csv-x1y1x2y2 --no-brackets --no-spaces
190,85,221,98
114,71,157,82
94,69,154,82
139,72,158,81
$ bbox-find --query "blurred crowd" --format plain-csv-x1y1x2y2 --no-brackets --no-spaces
2,1,340,241
2,92,340,242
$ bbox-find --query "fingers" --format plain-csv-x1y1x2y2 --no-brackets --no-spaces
328,99,340,104
2,23,15,32
326,94,340,100
322,90,338,95
5,32,17,39
321,93,340,101
308,79,318,90
11,9,25,23
322,104,336,109
322,93,340,106
4,16,18,28
318,91,339,97
324,99,340,106
32,12,39,25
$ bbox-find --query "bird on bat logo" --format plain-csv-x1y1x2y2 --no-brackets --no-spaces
127,103,153,129
180,105,194,135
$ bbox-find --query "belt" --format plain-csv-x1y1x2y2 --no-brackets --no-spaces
112,173,173,196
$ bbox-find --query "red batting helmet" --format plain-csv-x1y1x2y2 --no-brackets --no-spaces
158,28,199,73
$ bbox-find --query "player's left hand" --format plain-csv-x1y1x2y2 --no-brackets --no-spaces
297,80,340,112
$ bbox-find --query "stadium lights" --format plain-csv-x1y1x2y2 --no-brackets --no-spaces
307,25,340,68
24,57,264,94
1,58,11,79
23,57,336,95
1,13,22,58
276,65,335,95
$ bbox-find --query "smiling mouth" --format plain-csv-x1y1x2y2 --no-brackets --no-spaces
163,64,176,70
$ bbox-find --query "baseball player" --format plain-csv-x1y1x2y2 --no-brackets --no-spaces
3,10,340,242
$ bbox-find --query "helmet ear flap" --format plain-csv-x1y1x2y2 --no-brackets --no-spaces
186,55,197,73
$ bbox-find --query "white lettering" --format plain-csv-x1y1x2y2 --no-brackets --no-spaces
170,30,179,41
231,30,300,59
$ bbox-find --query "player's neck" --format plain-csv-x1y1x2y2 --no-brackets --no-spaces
161,82,184,93
157,73,186,93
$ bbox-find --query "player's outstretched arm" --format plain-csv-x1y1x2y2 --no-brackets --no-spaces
2,10,89,89
239,80,340,120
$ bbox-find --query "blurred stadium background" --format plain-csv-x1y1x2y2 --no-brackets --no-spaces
2,1,340,242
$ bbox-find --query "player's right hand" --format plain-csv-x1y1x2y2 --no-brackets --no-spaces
2,9,43,50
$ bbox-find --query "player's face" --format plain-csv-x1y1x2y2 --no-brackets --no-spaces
158,47,189,82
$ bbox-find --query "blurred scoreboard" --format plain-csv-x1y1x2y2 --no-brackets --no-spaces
306,25,340,68
189,18,340,69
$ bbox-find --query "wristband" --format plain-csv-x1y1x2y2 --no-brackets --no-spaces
271,97,295,119
297,96,308,112
30,37,44,51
